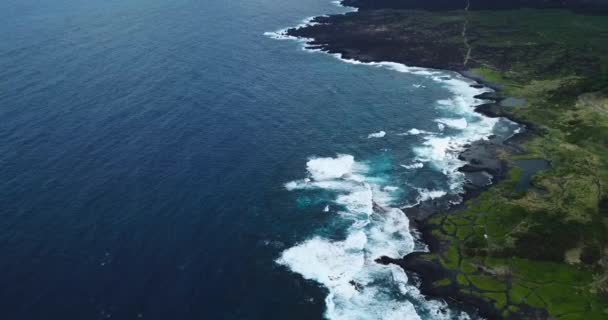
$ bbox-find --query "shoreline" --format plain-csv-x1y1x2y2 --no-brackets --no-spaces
272,3,608,318
273,3,534,318
400,78,536,319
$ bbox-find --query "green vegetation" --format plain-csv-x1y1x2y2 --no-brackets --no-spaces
423,9,608,320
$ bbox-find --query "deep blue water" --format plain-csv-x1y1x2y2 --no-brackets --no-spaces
0,1,517,319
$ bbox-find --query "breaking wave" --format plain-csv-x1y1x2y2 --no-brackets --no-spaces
278,155,471,320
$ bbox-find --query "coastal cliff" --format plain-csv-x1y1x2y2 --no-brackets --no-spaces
286,1,608,319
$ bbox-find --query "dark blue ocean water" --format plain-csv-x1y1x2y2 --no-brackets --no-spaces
0,1,517,319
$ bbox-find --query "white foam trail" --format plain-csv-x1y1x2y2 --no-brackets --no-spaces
331,0,358,11
403,188,450,209
263,16,321,40
367,131,386,139
508,126,523,140
327,54,442,77
264,0,356,41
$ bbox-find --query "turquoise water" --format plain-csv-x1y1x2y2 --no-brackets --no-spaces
0,0,516,318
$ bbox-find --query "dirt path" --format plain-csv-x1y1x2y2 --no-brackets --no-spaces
462,0,472,66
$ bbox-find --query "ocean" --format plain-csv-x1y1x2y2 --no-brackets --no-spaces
0,0,517,319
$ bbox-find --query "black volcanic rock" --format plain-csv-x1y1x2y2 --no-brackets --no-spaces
458,140,505,176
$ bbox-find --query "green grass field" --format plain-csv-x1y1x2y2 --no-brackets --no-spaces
419,8,608,319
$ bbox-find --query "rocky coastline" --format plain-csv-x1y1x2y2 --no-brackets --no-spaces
283,3,547,319
399,91,538,319
286,19,532,320
281,0,608,318
342,0,608,13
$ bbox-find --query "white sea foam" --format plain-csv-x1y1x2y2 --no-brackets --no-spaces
417,137,452,161
302,56,498,194
328,55,441,78
331,0,358,12
397,128,435,136
508,126,523,139
367,131,386,139
336,187,373,216
403,188,450,209
326,57,498,193
279,155,471,320
417,188,448,202
306,154,359,181
412,76,498,191
280,156,416,316
312,53,498,193
263,16,321,41
264,0,356,41
435,117,468,130
278,208,421,319
262,30,296,40
401,162,424,170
